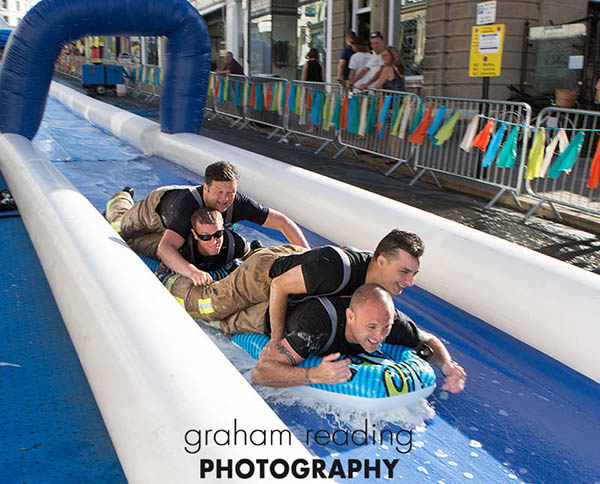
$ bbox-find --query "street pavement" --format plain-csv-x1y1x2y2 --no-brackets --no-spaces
53,73,600,274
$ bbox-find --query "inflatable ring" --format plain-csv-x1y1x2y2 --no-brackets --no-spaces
233,333,437,411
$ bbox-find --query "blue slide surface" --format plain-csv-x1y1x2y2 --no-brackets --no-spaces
2,93,597,483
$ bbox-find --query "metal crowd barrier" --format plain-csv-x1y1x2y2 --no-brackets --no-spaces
212,73,248,127
205,71,216,117
524,106,600,220
335,88,419,172
239,75,288,138
394,97,532,210
280,80,344,154
128,63,162,100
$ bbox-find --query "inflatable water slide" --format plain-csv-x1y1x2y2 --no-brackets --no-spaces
1,1,599,482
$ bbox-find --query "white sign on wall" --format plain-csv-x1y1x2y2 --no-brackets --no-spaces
476,1,496,25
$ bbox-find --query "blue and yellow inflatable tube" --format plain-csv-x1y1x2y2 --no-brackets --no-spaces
233,333,436,411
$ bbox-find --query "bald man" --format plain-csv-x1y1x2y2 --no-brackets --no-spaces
250,283,466,392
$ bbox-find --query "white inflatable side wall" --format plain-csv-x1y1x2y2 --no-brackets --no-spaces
0,133,321,483
49,82,600,384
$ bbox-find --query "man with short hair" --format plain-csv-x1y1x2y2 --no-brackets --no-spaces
155,207,248,291
178,230,424,339
336,29,357,84
250,284,466,393
105,161,309,285
216,51,244,75
353,31,385,89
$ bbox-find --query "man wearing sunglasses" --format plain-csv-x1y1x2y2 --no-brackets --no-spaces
105,161,309,285
155,207,249,297
352,31,386,89
250,283,466,393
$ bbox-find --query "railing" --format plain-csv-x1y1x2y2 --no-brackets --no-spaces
389,97,532,210
280,80,344,154
239,75,288,138
211,73,248,127
524,106,600,219
335,88,420,172
53,54,600,220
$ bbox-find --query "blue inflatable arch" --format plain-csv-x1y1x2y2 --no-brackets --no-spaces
0,0,210,140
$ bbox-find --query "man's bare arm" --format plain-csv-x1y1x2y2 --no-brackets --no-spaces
157,229,213,285
262,209,309,248
252,339,352,387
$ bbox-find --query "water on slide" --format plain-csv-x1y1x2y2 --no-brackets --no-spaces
15,95,600,483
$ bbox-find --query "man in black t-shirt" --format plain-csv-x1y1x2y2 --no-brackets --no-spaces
156,207,247,293
105,161,309,285
247,284,466,392
187,230,422,339
336,29,357,84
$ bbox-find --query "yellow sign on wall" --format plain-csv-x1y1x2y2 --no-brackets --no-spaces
469,24,505,77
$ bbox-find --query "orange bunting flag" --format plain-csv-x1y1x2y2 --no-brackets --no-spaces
306,89,312,111
249,84,256,107
472,119,495,151
587,137,600,189
340,95,350,130
265,84,272,110
408,102,434,145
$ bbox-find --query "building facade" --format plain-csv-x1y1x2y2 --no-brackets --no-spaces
1,0,38,26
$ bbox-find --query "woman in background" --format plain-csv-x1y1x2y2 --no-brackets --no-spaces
373,46,406,92
301,48,325,82
347,37,372,89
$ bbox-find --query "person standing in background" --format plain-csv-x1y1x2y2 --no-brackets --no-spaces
301,48,325,82
353,32,385,89
373,46,406,92
336,29,357,85
216,51,244,75
347,37,372,88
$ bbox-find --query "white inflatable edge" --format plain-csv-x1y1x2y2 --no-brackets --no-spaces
47,82,600,385
0,133,322,483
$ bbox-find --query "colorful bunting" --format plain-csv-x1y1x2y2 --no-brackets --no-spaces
482,122,507,167
587,137,600,189
547,131,585,178
427,105,447,140
409,102,434,145
409,99,423,135
460,115,480,152
472,119,495,151
340,94,350,130
525,128,546,179
539,129,569,177
331,94,342,130
496,126,520,168
434,110,462,146
398,96,413,139
377,95,393,139
391,96,407,136
358,96,369,136
365,96,378,135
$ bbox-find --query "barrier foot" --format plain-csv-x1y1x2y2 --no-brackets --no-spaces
510,191,524,211
315,140,332,155
549,201,563,221
278,132,292,144
385,160,403,176
523,200,543,221
237,120,251,130
230,118,242,128
524,199,562,222
266,127,282,139
409,168,428,187
484,187,507,210
333,146,347,159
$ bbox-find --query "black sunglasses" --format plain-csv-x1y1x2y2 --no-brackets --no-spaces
195,229,224,241
370,32,383,39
